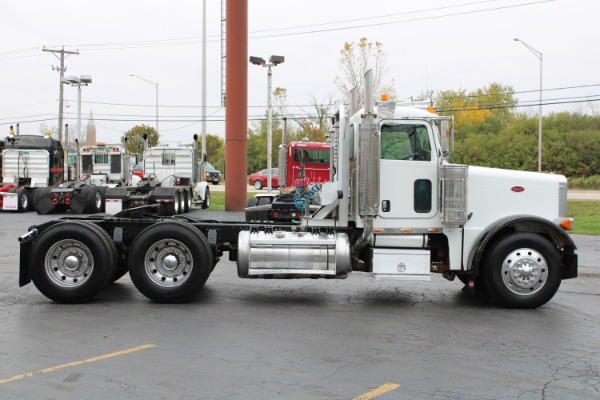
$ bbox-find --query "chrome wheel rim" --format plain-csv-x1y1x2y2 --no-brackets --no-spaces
95,191,102,209
20,192,28,209
501,248,548,295
45,239,94,287
144,239,193,287
254,181,261,190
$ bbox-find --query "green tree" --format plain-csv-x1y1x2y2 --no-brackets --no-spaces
435,83,516,136
246,111,287,174
121,125,159,157
203,134,225,171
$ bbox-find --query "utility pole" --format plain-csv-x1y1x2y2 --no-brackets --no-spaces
43,47,79,146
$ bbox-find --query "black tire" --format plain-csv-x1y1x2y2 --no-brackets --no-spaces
86,187,105,214
128,220,213,303
244,197,260,221
177,190,185,214
80,187,91,212
183,189,192,213
25,189,35,211
159,190,179,216
29,221,118,303
481,233,561,309
258,197,272,206
201,188,210,209
254,180,263,190
15,188,28,212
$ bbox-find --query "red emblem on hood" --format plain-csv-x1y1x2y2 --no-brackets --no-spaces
511,186,525,192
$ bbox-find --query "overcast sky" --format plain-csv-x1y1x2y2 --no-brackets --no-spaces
1,0,599,145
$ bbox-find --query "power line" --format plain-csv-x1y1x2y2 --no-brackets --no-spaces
0,0,554,55
250,0,555,40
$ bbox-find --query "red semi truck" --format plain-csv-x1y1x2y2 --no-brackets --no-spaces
245,140,331,222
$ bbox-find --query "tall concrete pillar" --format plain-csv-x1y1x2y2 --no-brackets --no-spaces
225,0,248,211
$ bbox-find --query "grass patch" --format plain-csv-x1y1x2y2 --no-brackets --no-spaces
208,191,259,211
568,200,600,236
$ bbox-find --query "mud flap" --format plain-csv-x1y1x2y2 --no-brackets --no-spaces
69,191,87,214
34,191,55,215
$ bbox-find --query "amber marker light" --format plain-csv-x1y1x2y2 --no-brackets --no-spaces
559,218,574,231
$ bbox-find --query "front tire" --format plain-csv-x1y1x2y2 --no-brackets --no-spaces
29,221,118,303
481,233,561,309
254,180,263,190
128,220,213,303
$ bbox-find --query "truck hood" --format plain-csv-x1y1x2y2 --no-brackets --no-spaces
466,166,566,228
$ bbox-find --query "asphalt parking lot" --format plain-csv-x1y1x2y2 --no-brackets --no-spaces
0,209,599,399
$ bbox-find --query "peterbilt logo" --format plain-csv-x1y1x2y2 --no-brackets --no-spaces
511,186,525,192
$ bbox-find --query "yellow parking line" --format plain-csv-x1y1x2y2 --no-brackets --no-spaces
353,383,401,400
0,344,155,385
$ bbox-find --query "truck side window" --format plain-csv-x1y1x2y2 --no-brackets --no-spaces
381,124,431,161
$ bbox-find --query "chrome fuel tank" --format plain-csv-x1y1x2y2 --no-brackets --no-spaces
237,230,351,279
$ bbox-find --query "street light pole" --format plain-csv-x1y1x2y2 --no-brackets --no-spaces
130,74,159,134
62,75,92,179
514,38,543,172
266,64,273,192
249,55,285,193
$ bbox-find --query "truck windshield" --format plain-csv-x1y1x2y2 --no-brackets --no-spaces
380,123,431,161
293,148,330,164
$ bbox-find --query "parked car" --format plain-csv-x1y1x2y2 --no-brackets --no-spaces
132,164,144,179
204,162,221,185
248,168,279,190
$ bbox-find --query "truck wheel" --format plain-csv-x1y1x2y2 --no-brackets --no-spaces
29,221,118,303
128,220,213,303
16,188,28,212
254,180,263,190
174,191,182,214
33,187,54,215
158,191,179,216
481,233,561,309
177,190,186,214
201,188,210,209
80,187,91,212
86,187,105,214
244,197,260,221
183,189,192,213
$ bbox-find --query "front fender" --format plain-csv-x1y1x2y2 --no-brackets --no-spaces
468,215,577,280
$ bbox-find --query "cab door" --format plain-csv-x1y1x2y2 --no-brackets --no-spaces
378,121,438,223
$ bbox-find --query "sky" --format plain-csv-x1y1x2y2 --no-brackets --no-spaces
1,0,599,146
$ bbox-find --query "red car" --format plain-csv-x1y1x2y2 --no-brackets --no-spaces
132,164,144,178
248,168,279,189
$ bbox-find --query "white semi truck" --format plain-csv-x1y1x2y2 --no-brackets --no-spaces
104,137,210,215
17,70,577,308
